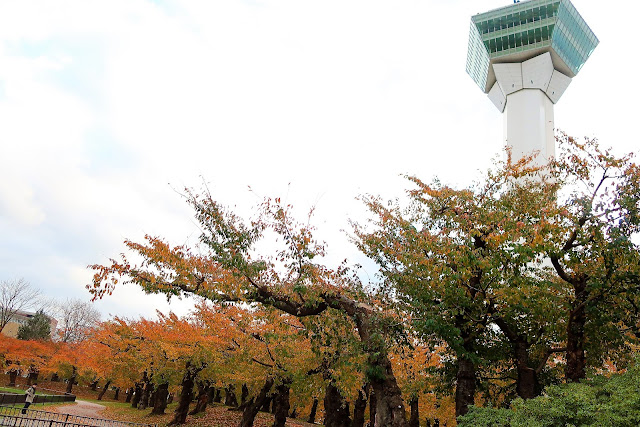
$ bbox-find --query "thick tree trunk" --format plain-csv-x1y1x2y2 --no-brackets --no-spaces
114,388,120,401
189,381,210,415
239,378,274,427
131,383,143,408
326,295,407,427
66,368,77,394
168,363,199,425
368,354,406,427
408,397,419,427
271,379,291,427
151,382,170,415
550,255,590,384
225,384,239,407
566,284,587,382
323,382,351,427
494,318,540,400
139,380,154,410
125,387,134,403
368,391,377,427
136,371,151,409
207,387,215,403
233,392,250,413
455,356,476,417
515,343,538,399
214,388,222,403
241,384,249,405
90,380,98,391
27,370,38,386
97,380,111,400
308,398,319,424
8,370,18,387
352,385,369,427
145,383,155,408
260,396,273,413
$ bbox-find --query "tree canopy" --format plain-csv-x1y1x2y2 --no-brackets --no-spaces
76,134,640,425
352,135,640,415
89,194,410,426
17,310,52,341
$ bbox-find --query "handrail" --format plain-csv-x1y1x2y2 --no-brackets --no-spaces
7,385,73,397
0,407,156,427
0,394,76,407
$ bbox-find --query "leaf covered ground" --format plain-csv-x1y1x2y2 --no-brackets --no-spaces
48,400,317,427
19,380,317,426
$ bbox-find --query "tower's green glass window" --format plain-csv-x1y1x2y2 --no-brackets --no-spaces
466,0,598,91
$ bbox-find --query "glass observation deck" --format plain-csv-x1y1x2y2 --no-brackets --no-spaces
466,0,598,92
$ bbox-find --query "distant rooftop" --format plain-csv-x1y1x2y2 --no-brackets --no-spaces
1,310,58,339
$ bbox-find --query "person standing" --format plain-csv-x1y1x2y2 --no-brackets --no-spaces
22,384,36,414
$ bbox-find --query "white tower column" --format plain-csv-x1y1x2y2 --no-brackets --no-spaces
503,89,555,166
486,52,572,166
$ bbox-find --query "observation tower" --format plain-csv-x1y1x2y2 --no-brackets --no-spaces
466,0,598,164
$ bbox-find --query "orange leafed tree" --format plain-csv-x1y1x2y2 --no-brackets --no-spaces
0,334,56,386
89,193,411,427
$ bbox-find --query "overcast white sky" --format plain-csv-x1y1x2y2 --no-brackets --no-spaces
0,0,637,320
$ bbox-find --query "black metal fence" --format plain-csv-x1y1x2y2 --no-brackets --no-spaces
0,407,156,427
0,394,76,408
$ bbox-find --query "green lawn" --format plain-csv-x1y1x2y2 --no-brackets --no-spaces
1,386,25,393
1,385,51,395
1,386,68,408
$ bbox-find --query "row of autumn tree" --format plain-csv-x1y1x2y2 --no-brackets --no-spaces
14,135,637,426
1,303,453,426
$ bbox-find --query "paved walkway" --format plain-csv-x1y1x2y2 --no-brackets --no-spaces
0,401,142,427
56,400,106,418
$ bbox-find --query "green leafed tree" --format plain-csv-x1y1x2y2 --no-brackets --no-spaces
353,153,565,415
538,133,640,383
17,310,52,341
353,135,640,416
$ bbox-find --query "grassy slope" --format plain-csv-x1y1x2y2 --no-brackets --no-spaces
0,386,42,394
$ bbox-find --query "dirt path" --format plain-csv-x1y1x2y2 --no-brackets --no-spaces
56,400,106,418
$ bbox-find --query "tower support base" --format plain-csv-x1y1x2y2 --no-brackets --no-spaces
503,89,554,166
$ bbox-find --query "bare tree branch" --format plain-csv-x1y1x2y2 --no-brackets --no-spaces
0,278,41,333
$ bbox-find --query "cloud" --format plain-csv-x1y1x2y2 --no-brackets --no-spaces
0,0,635,319
0,181,45,226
